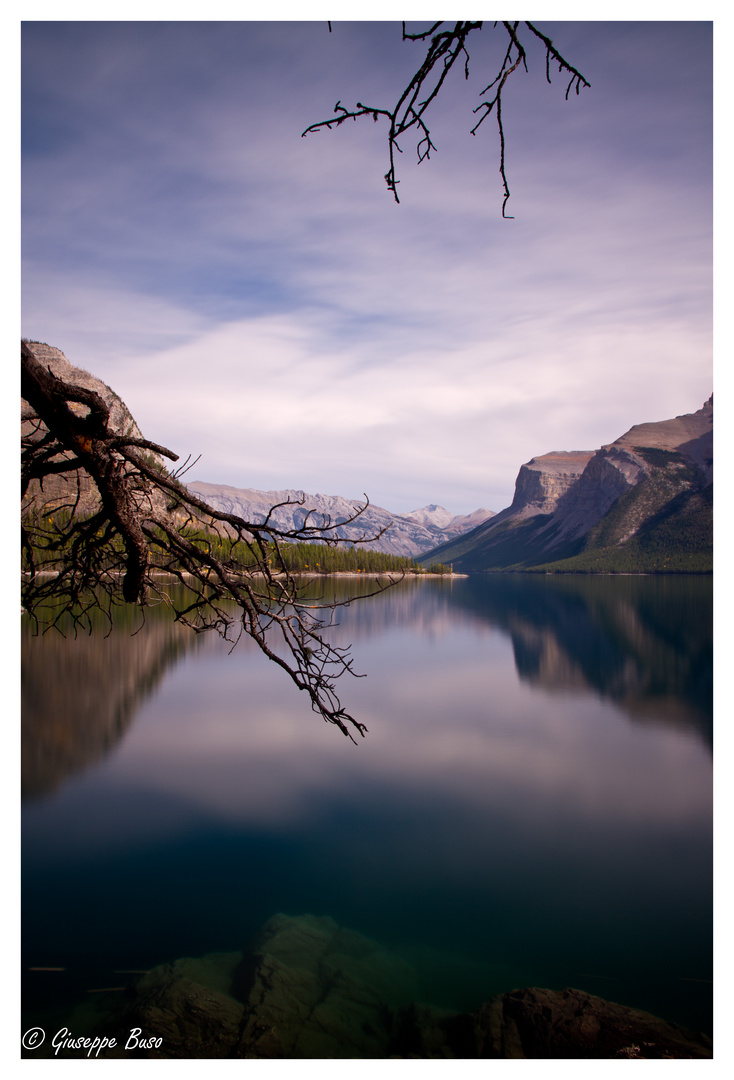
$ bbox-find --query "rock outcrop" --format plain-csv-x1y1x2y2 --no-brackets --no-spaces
21,342,149,518
22,342,145,444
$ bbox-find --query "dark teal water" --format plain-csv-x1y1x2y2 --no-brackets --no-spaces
21,575,713,1039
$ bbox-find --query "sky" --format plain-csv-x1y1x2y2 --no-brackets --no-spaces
20,8,714,516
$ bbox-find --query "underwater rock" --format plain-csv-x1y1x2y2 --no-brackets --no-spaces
69,916,711,1059
469,986,713,1059
239,913,419,1058
85,953,248,1058
72,915,422,1058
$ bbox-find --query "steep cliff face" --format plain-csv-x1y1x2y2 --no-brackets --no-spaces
422,397,713,573
508,451,596,518
538,446,644,546
417,450,594,568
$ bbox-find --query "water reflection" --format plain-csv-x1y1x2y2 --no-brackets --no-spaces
22,577,711,802
21,607,198,799
21,575,712,1036
448,575,713,747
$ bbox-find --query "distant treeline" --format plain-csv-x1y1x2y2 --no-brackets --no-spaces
22,511,451,577
262,540,449,575
528,549,712,574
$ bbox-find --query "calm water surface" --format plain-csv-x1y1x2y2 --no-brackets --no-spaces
21,575,713,1037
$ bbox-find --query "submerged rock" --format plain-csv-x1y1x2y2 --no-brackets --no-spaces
70,915,420,1059
468,986,713,1059
66,915,711,1059
78,952,247,1058
239,913,419,1058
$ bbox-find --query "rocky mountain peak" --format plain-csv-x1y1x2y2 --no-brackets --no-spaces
405,505,455,529
612,395,712,453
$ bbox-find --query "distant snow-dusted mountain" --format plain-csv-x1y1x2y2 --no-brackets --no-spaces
186,482,494,559
404,504,455,529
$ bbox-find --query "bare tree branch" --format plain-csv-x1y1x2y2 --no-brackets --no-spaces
302,21,590,215
21,341,401,742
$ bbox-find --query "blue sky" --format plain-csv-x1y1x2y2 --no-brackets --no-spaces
20,9,713,515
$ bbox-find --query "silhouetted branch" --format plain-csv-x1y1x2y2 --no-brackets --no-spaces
303,21,589,215
21,340,400,741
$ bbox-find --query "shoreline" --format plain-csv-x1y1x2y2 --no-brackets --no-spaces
21,567,711,581
22,569,469,581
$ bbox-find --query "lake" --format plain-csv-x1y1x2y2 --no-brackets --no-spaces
21,573,713,1049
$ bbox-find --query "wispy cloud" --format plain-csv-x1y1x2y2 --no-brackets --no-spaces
22,20,712,512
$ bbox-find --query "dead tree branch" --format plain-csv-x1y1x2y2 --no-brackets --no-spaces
302,21,590,215
21,340,400,742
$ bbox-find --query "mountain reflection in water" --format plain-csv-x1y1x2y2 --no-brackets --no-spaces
21,575,712,1041
448,575,712,747
22,604,199,800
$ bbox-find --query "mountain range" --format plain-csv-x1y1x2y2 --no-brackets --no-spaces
22,343,711,574
421,396,713,573
186,483,494,559
22,343,493,560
